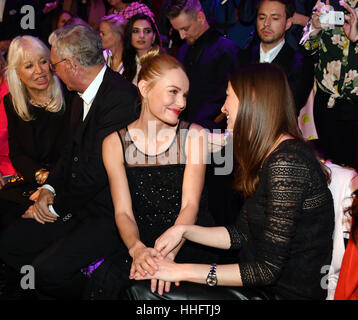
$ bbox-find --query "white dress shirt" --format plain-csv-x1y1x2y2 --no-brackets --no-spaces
78,64,107,120
259,39,285,63
43,65,107,216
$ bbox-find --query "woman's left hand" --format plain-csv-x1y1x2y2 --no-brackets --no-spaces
154,225,186,257
133,254,182,287
147,252,180,295
129,245,161,278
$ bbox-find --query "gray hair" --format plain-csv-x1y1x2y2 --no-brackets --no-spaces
100,14,128,41
49,24,105,67
5,36,64,121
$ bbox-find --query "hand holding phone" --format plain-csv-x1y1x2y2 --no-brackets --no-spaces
319,10,345,25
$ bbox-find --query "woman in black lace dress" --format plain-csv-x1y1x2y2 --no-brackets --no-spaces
130,63,335,300
102,52,215,296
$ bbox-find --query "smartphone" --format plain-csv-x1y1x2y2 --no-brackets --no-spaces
319,11,345,25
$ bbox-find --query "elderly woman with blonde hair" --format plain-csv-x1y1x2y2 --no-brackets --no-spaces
0,35,70,229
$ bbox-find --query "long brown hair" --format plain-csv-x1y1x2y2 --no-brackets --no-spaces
232,63,302,197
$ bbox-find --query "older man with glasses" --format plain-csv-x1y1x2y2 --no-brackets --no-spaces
0,24,138,299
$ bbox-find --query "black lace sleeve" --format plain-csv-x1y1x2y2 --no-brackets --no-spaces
238,149,312,287
225,224,245,250
225,204,249,250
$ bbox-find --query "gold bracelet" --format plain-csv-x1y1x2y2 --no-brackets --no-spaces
35,168,47,185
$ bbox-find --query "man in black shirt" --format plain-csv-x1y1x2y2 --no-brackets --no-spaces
165,0,239,131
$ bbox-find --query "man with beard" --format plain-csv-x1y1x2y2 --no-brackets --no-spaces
237,0,314,116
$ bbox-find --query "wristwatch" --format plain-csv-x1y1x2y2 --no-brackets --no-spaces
206,263,217,286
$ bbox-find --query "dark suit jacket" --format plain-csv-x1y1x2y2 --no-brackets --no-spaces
177,27,239,130
238,0,317,50
237,40,314,115
46,68,138,219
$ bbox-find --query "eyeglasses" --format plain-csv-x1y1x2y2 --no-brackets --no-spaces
49,58,66,72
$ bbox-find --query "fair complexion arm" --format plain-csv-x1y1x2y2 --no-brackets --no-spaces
102,132,161,278
168,124,209,255
155,224,231,258
134,259,243,287
153,222,231,294
152,124,210,294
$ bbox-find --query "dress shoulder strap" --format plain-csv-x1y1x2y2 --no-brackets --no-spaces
117,127,133,165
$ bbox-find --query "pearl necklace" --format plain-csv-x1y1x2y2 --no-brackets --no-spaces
29,96,53,108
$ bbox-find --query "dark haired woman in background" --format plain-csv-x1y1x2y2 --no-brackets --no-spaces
122,13,162,84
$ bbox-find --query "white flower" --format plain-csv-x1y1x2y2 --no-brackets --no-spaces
326,60,342,81
344,70,358,83
331,34,341,45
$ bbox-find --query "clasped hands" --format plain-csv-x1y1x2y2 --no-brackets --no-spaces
130,225,186,295
21,188,57,224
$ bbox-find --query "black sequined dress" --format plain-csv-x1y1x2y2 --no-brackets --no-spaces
117,120,216,263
